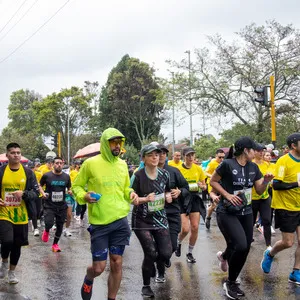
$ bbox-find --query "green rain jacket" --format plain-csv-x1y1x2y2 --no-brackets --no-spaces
72,128,133,225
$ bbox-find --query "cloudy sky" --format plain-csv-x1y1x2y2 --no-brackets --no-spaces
0,0,299,142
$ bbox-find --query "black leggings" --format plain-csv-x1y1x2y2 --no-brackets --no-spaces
217,213,253,282
76,204,87,219
252,197,272,246
134,228,172,285
31,197,42,229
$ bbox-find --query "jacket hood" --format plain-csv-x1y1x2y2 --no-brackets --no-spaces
100,128,125,163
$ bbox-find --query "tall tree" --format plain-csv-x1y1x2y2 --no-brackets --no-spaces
99,55,165,149
167,20,300,137
33,86,93,161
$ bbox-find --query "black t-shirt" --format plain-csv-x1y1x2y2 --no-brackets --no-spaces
131,168,170,230
40,171,71,208
216,158,262,215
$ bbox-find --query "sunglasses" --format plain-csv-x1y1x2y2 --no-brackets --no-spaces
218,156,225,159
109,139,124,146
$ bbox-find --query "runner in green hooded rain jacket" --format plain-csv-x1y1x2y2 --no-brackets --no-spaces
72,128,133,225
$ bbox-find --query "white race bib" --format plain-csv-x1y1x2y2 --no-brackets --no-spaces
189,183,199,192
4,192,21,206
148,193,165,212
52,191,64,202
234,188,252,205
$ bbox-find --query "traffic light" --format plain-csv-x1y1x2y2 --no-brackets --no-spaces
51,134,58,147
254,86,268,106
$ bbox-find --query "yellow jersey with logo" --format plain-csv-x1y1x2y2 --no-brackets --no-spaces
178,163,206,192
38,164,52,176
0,166,28,224
272,153,300,211
252,160,269,200
168,160,182,169
206,159,219,193
34,170,42,183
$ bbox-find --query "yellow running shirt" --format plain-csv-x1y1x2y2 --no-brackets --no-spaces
178,163,206,192
272,153,300,211
70,169,79,183
252,161,269,200
168,160,182,169
206,159,219,193
0,166,28,224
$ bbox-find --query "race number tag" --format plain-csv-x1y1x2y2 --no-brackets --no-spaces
4,192,21,206
52,191,64,202
189,183,199,192
234,188,252,205
148,193,165,212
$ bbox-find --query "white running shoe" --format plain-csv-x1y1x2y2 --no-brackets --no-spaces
33,228,40,236
37,220,41,228
64,229,72,237
0,262,8,279
8,270,19,284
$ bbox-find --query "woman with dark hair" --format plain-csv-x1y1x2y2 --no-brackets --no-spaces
210,137,273,300
131,144,172,298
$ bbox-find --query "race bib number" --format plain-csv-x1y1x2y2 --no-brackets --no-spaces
189,183,199,192
4,192,21,206
148,193,165,212
52,191,64,202
234,188,252,205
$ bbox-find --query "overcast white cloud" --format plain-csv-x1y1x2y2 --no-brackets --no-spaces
0,0,299,141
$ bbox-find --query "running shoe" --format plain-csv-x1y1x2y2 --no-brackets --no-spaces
8,270,19,284
37,219,41,228
257,225,264,234
33,228,40,236
81,278,93,300
52,244,61,252
165,259,171,268
186,253,196,263
141,285,154,298
42,230,49,242
155,275,166,283
205,217,211,229
217,251,228,272
289,270,300,285
223,281,241,300
51,224,57,231
175,244,181,257
0,262,8,279
271,226,276,235
63,229,72,237
261,248,274,273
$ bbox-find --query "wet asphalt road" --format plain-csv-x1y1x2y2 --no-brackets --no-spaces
1,213,300,300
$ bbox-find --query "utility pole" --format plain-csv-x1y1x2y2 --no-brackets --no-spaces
270,76,276,147
185,50,193,146
67,98,70,165
171,72,175,155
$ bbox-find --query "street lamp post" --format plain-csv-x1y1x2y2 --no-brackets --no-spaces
185,50,193,146
171,72,175,154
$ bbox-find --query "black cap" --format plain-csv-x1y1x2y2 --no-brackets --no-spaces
234,137,256,151
157,144,169,153
27,161,35,169
287,133,300,147
182,147,196,156
141,144,162,157
254,143,266,151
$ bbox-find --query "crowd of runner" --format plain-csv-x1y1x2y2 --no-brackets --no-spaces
0,129,299,300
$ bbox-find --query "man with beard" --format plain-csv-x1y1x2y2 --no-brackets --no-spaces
40,157,71,252
72,128,138,300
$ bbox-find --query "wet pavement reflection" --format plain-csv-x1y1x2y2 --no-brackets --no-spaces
1,215,300,300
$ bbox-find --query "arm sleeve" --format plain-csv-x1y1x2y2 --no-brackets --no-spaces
272,180,298,190
123,169,134,202
72,162,89,205
216,160,228,177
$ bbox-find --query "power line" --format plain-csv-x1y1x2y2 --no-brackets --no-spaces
0,0,71,65
0,0,40,43
0,0,29,35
